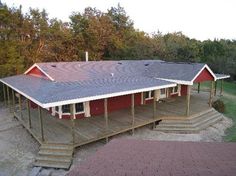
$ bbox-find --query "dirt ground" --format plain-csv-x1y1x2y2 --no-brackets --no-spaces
0,103,233,176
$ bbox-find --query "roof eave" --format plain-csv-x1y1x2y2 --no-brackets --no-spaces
40,83,177,108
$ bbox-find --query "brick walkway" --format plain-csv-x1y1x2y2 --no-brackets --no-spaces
68,139,236,176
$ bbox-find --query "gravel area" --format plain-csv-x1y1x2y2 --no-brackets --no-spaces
0,103,233,176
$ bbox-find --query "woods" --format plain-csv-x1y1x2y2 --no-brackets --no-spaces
0,3,236,80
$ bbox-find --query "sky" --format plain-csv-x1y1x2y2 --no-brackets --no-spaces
3,0,236,41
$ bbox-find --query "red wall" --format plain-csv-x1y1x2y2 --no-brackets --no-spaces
90,93,142,116
27,67,49,80
61,113,84,119
193,68,214,83
181,85,188,96
30,101,38,109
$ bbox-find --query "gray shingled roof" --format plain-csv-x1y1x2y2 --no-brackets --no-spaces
1,60,223,108
145,62,206,81
1,74,174,107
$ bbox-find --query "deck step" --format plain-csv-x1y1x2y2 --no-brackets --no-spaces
36,155,72,163
34,160,71,169
34,143,74,169
40,143,73,150
159,114,222,128
38,149,73,157
155,108,223,133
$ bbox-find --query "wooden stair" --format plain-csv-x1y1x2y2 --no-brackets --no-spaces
154,108,223,133
34,143,74,169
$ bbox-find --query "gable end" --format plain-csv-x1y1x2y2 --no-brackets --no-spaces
24,64,54,81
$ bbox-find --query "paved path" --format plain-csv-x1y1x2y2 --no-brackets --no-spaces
68,139,236,176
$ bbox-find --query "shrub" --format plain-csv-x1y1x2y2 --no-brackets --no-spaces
212,99,225,113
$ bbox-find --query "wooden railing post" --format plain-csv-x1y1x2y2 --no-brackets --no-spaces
104,98,108,143
197,82,200,93
6,86,11,111
19,94,23,118
27,99,32,128
209,81,214,107
214,81,217,96
220,79,223,96
38,106,44,142
131,93,135,135
186,85,191,116
11,89,15,114
70,104,75,144
2,84,7,106
153,90,158,128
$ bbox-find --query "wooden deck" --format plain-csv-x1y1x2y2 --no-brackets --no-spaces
14,91,212,148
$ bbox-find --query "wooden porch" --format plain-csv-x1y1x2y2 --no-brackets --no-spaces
13,91,211,147
14,103,160,147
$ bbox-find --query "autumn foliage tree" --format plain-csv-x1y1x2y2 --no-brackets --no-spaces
0,2,236,80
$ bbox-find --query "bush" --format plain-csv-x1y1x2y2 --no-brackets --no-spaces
212,99,225,113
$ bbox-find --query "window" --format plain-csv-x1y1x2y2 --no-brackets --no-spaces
170,86,178,94
75,103,84,113
145,91,154,99
62,105,70,113
55,106,59,112
160,89,166,95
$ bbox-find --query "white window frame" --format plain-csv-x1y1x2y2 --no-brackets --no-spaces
54,103,85,119
160,88,166,99
170,86,179,95
145,91,154,100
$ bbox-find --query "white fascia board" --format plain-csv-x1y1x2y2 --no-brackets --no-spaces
24,63,54,81
191,64,217,84
0,79,46,108
154,77,192,85
216,75,230,80
42,83,177,108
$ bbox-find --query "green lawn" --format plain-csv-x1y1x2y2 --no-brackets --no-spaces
194,81,236,142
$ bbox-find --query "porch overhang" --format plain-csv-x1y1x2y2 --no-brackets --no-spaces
215,74,230,80
0,78,176,109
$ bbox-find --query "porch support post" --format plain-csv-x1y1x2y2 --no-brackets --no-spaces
131,93,135,135
197,82,200,93
104,98,108,143
186,85,191,116
3,84,7,106
153,90,158,128
11,89,15,114
19,94,22,118
38,106,44,142
214,81,217,96
27,99,32,128
209,81,214,107
6,86,11,111
70,104,75,144
220,79,223,96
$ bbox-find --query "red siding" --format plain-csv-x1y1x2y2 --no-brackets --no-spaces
193,68,214,83
27,66,49,80
90,99,105,116
181,85,188,96
145,99,153,104
61,113,84,119
90,93,142,116
30,101,38,109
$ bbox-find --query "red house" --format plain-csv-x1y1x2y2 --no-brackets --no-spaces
0,60,230,169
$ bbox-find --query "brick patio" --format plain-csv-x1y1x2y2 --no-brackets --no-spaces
67,139,236,176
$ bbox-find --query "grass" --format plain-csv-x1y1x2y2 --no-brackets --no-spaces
194,81,236,142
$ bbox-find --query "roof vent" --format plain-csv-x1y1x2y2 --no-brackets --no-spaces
51,64,57,68
144,64,149,66
118,62,122,65
110,73,114,77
